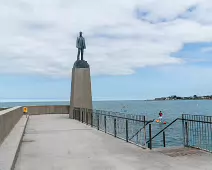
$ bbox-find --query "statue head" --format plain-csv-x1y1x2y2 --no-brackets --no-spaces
79,32,82,37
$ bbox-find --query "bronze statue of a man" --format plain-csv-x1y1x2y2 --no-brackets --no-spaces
76,32,86,60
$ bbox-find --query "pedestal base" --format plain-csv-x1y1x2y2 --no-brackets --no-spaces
69,60,92,119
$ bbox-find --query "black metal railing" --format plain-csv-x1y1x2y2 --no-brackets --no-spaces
73,107,153,148
73,108,212,152
146,114,212,152
182,114,212,152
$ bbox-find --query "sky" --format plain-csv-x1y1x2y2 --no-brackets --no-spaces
0,0,212,101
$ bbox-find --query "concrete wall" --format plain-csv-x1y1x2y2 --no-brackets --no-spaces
27,105,69,115
0,107,23,145
0,108,8,111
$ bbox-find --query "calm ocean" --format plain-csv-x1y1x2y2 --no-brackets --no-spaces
1,100,212,148
2,100,211,118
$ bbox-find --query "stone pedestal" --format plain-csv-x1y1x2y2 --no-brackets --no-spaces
69,60,92,119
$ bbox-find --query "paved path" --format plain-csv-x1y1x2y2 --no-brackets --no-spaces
15,114,212,170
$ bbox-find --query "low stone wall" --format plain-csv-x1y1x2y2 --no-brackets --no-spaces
27,105,70,115
0,105,70,145
0,108,8,111
0,107,23,145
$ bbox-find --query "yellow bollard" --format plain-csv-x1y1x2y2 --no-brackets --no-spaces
23,107,28,118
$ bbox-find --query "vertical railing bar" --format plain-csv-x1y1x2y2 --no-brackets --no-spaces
91,111,93,127
97,114,100,130
195,115,198,146
201,116,204,149
207,116,209,151
191,115,194,146
185,122,188,147
189,115,191,146
163,131,166,147
210,117,212,152
198,115,201,148
114,118,117,137
204,116,206,150
143,116,147,147
149,124,152,149
182,114,185,146
126,119,128,142
86,109,88,125
104,115,107,133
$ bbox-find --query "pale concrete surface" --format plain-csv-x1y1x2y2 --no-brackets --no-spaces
15,115,212,170
0,116,28,170
70,67,92,118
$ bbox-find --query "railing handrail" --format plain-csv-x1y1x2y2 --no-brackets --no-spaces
129,120,153,141
94,112,150,123
183,113,212,118
75,107,149,123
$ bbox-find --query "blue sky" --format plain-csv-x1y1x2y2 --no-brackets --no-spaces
0,0,212,101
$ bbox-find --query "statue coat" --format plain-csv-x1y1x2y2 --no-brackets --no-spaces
76,36,86,49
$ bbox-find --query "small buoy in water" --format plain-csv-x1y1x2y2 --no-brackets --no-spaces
163,122,167,124
156,119,160,123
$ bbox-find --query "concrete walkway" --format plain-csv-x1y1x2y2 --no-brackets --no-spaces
15,114,212,170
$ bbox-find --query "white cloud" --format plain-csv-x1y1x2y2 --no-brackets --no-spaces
0,0,212,77
201,47,212,53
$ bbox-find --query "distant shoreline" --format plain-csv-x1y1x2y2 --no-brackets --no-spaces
148,99,212,101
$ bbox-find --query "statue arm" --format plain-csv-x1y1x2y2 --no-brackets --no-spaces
76,37,79,48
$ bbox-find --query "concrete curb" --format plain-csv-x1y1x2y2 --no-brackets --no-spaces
11,115,29,170
0,115,29,170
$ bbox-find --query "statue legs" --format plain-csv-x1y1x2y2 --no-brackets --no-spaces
77,49,84,60
81,49,84,60
77,49,80,60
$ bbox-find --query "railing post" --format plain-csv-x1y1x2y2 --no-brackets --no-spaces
126,119,128,142
148,124,152,149
182,114,185,146
75,109,76,120
91,111,93,127
81,110,84,123
114,119,117,137
97,114,100,130
86,109,88,125
163,131,166,147
185,122,189,146
78,109,81,121
143,116,147,147
104,115,107,133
